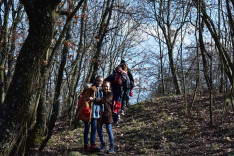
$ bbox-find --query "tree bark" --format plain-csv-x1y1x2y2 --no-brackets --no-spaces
0,1,61,155
0,0,11,106
39,19,72,151
25,50,50,152
152,0,191,95
193,0,233,85
87,0,114,82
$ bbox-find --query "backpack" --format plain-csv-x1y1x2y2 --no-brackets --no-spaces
113,73,123,86
122,71,131,90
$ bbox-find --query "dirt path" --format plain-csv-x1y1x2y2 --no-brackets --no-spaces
41,95,234,156
40,108,130,155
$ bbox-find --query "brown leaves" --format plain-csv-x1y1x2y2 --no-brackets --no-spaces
91,59,97,63
63,40,69,46
0,65,4,70
74,15,79,19
62,40,75,50
83,4,88,11
95,36,100,42
41,60,48,66
68,55,73,59
41,94,233,155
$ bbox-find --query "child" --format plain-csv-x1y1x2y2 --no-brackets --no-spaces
87,81,115,153
77,76,104,152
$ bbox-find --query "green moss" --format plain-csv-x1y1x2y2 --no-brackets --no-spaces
68,151,82,156
138,148,149,154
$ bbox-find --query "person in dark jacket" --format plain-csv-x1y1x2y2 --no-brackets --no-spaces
105,66,130,125
120,60,135,114
88,81,115,153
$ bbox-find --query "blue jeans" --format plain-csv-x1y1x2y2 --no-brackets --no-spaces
98,124,114,145
121,89,130,110
84,122,90,145
84,119,102,145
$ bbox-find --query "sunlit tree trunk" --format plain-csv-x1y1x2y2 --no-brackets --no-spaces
151,0,191,95
190,9,200,113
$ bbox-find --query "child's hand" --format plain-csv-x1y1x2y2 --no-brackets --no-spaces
86,97,94,102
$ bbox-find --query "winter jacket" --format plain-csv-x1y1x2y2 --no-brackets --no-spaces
126,68,135,89
96,91,113,124
76,84,96,122
105,69,130,92
76,84,103,121
92,87,103,119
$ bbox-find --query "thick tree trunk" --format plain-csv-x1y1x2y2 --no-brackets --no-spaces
39,20,72,151
26,61,50,152
0,1,60,155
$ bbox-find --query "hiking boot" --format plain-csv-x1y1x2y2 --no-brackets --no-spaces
90,144,99,152
99,143,106,151
107,144,114,153
126,100,130,107
121,110,125,115
113,122,119,126
84,144,89,152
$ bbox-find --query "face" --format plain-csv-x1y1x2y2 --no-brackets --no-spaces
103,82,110,92
117,67,122,73
96,77,103,87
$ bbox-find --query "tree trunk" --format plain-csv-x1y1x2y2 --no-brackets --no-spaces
26,52,50,152
193,0,233,85
190,8,201,113
0,1,61,155
0,0,11,106
68,0,87,126
199,20,211,89
39,20,72,151
87,0,114,82
168,47,181,94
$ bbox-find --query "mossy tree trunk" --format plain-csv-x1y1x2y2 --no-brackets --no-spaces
0,1,61,155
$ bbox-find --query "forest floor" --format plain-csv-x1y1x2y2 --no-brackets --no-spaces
40,94,234,156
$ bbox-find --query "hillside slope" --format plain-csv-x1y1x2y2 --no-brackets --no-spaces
41,95,233,155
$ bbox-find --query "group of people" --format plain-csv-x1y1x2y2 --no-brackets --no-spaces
75,60,135,153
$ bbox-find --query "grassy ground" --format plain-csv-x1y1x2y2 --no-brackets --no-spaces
41,94,233,155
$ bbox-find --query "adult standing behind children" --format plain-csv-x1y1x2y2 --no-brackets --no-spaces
120,60,135,114
76,76,104,152
87,81,115,153
105,66,130,125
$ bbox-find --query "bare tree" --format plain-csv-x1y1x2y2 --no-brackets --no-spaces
145,0,191,94
0,0,62,155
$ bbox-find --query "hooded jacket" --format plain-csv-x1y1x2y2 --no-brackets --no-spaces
76,84,103,122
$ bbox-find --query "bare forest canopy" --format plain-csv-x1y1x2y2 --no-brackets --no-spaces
0,0,233,155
